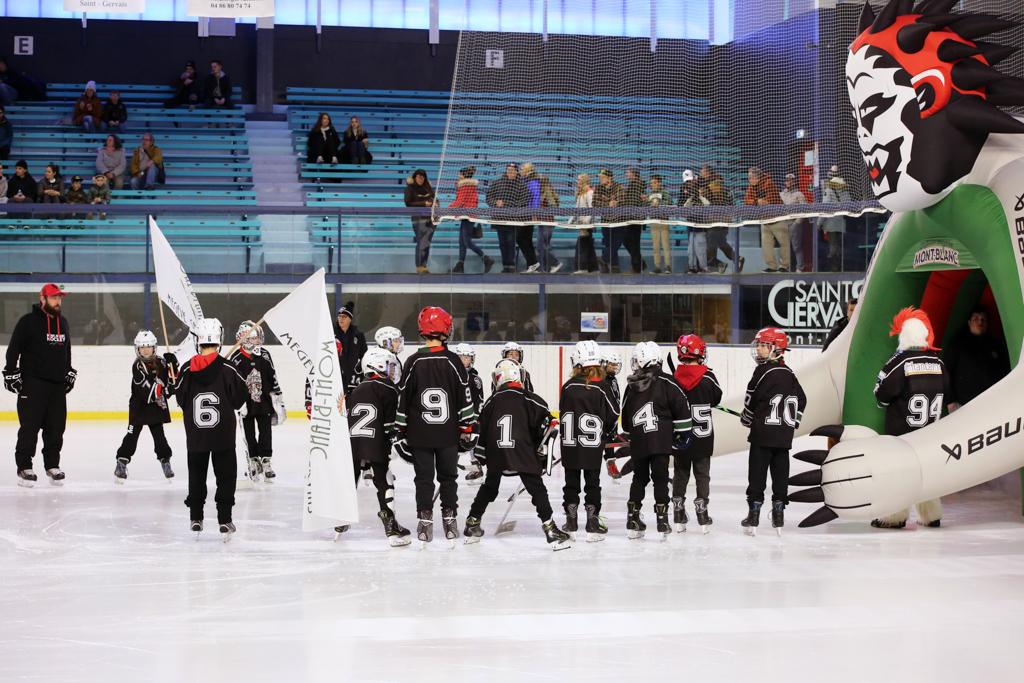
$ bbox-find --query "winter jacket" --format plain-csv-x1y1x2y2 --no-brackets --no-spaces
621,178,645,207
404,175,435,207
306,126,341,163
6,173,37,201
942,328,1010,406
4,303,73,384
574,188,594,225
592,181,621,208
523,173,542,209
131,145,164,177
744,175,781,206
780,187,807,206
0,118,12,149
449,177,479,208
102,100,128,125
89,184,111,204
702,179,733,205
647,189,673,207
73,94,103,124
342,126,371,163
202,72,233,106
37,176,64,204
96,146,127,179
822,315,848,352
485,175,528,208
334,323,368,393
64,186,89,204
817,182,851,233
0,175,7,203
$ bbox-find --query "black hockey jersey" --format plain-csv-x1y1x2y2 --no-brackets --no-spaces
874,349,950,437
397,345,474,448
621,369,692,457
475,384,551,474
174,354,248,452
228,348,281,416
673,366,723,458
559,375,620,469
601,375,621,409
491,364,534,394
468,366,485,414
741,361,807,449
128,357,174,426
347,376,399,463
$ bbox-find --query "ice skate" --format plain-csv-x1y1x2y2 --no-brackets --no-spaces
463,516,484,544
333,525,350,541
694,498,713,534
261,458,275,483
16,469,37,488
45,468,65,486
626,501,646,540
160,459,174,480
563,503,578,540
190,520,203,538
584,504,607,542
655,503,671,540
465,461,484,486
441,507,458,549
247,457,263,483
742,501,762,536
543,519,572,551
771,501,785,536
378,509,412,547
672,496,688,533
114,458,128,484
219,522,236,542
870,518,907,529
417,510,434,548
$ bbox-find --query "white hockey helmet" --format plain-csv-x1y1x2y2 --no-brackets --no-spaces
236,320,264,352
501,341,524,361
362,347,393,378
602,349,622,373
492,358,522,387
451,342,475,361
194,318,224,347
570,340,602,368
630,341,662,373
374,326,405,354
133,329,158,357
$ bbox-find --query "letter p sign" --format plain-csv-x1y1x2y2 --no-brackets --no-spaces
485,49,504,69
14,36,34,56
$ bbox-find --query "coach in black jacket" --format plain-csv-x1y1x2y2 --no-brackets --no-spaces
3,284,76,484
335,302,368,394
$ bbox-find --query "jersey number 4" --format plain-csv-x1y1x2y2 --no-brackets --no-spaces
632,402,658,433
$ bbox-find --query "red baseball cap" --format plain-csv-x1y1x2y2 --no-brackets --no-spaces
40,283,67,297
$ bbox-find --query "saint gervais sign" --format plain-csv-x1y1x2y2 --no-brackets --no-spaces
741,277,863,346
64,0,146,10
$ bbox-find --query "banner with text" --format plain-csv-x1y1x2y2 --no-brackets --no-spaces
149,217,204,362
187,0,274,17
64,0,147,12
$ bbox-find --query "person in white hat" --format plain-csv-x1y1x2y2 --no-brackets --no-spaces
73,81,103,133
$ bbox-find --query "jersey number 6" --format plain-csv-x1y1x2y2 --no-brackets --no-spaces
194,392,221,429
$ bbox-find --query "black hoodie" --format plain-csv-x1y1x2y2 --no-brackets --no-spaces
173,353,247,451
6,172,37,201
5,303,72,383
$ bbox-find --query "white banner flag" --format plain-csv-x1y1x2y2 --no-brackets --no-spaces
150,217,204,333
262,269,358,531
188,0,275,18
64,0,146,12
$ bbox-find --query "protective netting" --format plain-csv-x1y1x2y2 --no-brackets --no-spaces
434,0,1024,229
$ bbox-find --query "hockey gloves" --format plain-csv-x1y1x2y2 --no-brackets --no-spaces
459,431,476,453
393,438,414,464
162,352,180,377
3,369,22,394
673,432,693,452
270,392,287,426
65,369,77,394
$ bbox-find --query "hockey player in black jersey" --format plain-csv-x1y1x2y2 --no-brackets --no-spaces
228,321,286,483
600,349,627,479
672,334,722,533
559,340,619,542
114,330,178,482
872,307,951,529
740,327,806,536
452,343,486,485
346,347,412,546
463,360,571,550
491,341,534,393
621,341,692,540
396,306,475,547
174,318,248,539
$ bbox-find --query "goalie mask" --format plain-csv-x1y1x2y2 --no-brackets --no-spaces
847,1,1024,212
236,320,264,353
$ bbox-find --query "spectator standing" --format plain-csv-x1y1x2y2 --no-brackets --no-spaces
203,60,232,108
7,160,36,203
822,297,856,352
700,165,743,273
404,169,436,274
342,116,371,165
96,134,126,190
518,162,542,274
102,91,128,131
130,133,164,190
817,169,851,272
943,307,1010,410
572,173,598,274
744,167,787,272
165,61,201,108
646,174,673,274
0,105,12,160
680,169,710,273
306,113,340,164
0,161,7,204
536,175,563,274
593,168,622,273
73,81,103,133
37,164,64,204
485,163,528,273
449,166,494,274
620,167,646,273
780,173,809,272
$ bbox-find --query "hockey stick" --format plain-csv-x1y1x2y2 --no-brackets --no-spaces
156,300,177,383
715,405,743,417
494,455,564,536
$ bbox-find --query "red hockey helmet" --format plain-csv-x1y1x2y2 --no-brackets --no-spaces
676,334,707,363
418,306,453,340
751,327,788,362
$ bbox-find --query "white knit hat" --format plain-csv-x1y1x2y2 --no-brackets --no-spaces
85,80,97,92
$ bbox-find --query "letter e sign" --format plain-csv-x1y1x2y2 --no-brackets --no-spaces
14,36,34,56
485,49,504,69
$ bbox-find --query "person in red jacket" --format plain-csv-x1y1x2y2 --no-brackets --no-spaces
449,166,494,274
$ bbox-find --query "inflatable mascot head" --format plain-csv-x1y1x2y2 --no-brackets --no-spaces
848,0,1024,212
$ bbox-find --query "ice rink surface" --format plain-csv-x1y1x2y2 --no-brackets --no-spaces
2,422,1023,683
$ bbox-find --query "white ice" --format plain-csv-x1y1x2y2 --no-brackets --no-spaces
2,422,1023,683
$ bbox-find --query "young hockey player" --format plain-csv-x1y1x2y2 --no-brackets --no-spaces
621,341,692,540
396,306,475,547
114,330,178,482
174,318,248,539
559,340,619,541
740,327,806,536
872,307,951,529
346,347,412,546
672,334,723,533
601,349,627,479
491,341,534,392
451,342,486,485
228,321,286,483
374,325,405,358
464,359,571,550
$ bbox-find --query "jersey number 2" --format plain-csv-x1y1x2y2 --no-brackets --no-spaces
350,403,377,437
